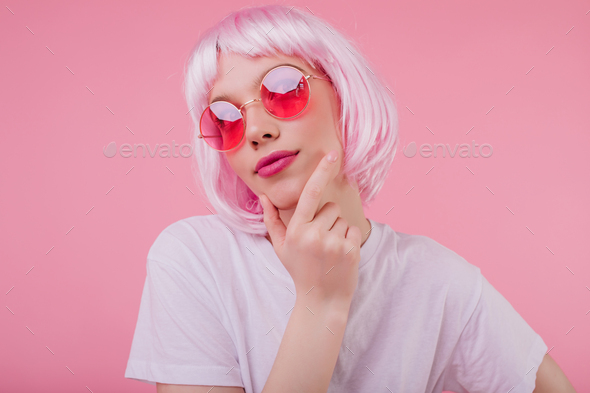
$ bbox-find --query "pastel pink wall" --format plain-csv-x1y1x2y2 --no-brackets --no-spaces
1,1,588,392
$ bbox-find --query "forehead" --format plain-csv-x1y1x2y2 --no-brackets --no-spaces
209,53,314,102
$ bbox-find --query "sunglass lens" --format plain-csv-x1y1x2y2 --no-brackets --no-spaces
261,67,310,118
200,102,244,151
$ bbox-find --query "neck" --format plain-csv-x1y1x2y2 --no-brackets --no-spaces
265,174,372,248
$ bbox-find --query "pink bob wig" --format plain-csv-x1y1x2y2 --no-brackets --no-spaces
183,4,399,236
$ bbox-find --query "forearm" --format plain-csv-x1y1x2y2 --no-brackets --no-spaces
261,295,351,393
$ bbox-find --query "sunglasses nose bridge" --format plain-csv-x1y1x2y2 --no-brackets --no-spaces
238,98,262,113
238,98,267,132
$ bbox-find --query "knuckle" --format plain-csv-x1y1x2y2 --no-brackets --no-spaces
304,227,322,244
347,240,359,255
325,235,342,253
331,202,341,216
306,183,322,199
347,235,360,249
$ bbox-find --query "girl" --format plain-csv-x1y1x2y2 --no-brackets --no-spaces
125,5,575,393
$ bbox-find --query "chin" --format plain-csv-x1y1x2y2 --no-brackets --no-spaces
267,188,302,210
259,174,309,210
270,197,299,211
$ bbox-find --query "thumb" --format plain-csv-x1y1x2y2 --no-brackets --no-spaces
259,194,286,247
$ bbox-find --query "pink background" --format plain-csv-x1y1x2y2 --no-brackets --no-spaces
1,0,589,392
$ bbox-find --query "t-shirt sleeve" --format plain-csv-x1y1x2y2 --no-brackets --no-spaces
124,257,244,387
442,272,548,393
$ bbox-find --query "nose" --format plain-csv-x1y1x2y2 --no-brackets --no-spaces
241,99,278,147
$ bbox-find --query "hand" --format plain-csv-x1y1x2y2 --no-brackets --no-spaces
259,150,362,305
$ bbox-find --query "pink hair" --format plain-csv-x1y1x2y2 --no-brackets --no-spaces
183,4,399,236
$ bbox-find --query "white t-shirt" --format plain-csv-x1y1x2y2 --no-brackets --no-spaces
124,215,547,393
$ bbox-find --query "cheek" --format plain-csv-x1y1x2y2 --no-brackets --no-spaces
225,154,243,177
227,154,256,188
330,94,343,145
310,89,342,144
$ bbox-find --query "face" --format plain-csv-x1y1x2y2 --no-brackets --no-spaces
208,52,346,211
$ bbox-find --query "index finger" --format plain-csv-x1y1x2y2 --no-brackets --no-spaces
291,150,340,226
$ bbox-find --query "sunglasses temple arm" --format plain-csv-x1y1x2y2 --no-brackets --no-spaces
309,74,332,82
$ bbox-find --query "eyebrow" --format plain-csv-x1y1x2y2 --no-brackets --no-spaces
209,63,308,105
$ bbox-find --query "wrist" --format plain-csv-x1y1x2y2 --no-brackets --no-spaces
294,292,352,320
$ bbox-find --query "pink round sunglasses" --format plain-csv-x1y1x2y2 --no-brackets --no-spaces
198,65,332,152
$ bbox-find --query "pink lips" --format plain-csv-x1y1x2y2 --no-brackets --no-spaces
256,150,299,178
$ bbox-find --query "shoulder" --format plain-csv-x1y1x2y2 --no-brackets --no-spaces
394,232,483,314
154,214,229,240
147,215,238,271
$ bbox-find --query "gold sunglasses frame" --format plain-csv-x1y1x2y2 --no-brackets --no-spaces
198,65,331,152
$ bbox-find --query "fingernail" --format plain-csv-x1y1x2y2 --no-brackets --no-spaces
327,150,338,162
